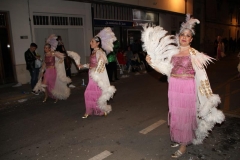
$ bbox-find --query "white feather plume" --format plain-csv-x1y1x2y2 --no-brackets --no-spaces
46,34,58,51
96,27,117,54
141,24,179,76
179,14,200,35
67,51,81,66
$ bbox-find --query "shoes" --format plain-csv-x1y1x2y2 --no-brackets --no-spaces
82,114,89,119
103,112,107,117
54,99,58,103
171,150,184,158
135,72,140,75
32,91,39,95
69,84,76,88
42,97,47,102
171,143,180,148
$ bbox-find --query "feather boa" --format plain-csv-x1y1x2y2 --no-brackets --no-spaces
190,49,225,144
51,56,71,100
89,70,116,113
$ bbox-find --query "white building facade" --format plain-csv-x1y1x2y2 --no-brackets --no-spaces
0,0,93,85
0,0,194,85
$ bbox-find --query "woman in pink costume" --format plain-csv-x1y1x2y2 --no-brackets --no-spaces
34,43,71,103
143,14,225,158
80,28,116,118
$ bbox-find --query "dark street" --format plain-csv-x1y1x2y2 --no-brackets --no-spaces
0,53,240,160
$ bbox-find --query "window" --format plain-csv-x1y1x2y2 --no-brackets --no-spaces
33,15,83,26
0,13,6,27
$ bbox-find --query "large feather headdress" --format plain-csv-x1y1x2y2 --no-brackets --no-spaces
179,14,200,35
95,27,117,54
46,34,58,51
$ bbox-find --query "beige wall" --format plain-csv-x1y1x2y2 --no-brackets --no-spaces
105,0,193,14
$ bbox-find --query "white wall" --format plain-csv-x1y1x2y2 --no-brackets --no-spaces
0,0,92,84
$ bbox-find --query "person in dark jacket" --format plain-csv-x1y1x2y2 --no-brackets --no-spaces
24,43,40,95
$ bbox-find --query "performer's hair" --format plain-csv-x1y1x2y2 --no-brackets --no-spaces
94,36,102,48
30,43,38,48
45,43,51,48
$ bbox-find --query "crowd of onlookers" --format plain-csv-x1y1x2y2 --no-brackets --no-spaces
114,40,150,76
214,36,240,56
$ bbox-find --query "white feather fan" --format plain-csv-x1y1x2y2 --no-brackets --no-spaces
67,51,81,66
141,24,179,76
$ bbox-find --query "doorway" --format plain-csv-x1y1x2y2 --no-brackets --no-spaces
34,27,85,73
0,12,15,85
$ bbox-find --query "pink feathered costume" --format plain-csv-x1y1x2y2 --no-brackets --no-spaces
84,48,116,115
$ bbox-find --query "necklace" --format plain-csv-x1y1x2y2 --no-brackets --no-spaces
179,45,190,52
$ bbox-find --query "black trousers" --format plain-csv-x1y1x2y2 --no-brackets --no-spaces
106,62,118,81
66,68,71,78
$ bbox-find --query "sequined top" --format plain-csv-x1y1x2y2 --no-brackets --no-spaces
171,56,195,78
89,53,98,68
45,56,55,67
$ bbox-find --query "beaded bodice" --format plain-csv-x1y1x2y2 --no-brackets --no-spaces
171,56,195,76
45,56,55,67
89,53,98,68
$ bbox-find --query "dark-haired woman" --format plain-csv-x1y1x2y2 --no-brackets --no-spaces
80,36,116,118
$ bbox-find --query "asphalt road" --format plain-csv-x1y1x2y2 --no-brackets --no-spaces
0,53,240,160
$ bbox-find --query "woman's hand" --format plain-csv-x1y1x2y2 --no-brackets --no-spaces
78,64,83,69
146,55,152,65
78,64,89,70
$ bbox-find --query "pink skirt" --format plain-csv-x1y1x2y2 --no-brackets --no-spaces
168,77,197,145
43,68,57,99
84,74,104,116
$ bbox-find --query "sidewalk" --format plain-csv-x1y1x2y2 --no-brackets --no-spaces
0,67,145,110
0,70,89,110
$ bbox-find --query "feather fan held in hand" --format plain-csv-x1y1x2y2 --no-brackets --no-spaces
95,27,117,54
141,24,179,76
66,51,81,66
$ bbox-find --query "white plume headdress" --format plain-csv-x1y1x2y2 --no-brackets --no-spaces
95,27,117,54
179,14,200,35
46,34,58,51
